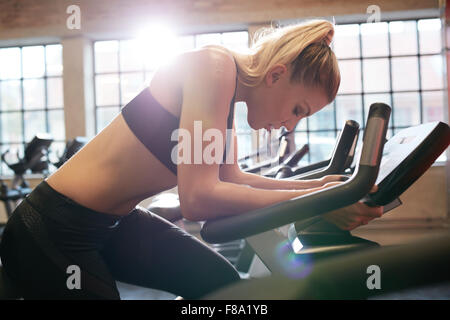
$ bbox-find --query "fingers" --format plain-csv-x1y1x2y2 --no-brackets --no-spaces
308,181,342,193
322,175,349,184
341,213,374,230
344,205,381,229
369,184,379,194
324,209,367,231
315,182,383,231
324,203,383,231
322,181,343,188
356,202,384,218
337,212,366,230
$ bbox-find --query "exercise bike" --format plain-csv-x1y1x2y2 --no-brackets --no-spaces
239,127,298,173
147,120,360,272
0,134,54,222
52,137,87,169
200,103,450,299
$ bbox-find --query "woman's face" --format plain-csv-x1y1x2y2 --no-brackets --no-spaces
245,64,330,132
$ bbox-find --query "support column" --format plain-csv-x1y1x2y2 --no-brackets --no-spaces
61,36,95,139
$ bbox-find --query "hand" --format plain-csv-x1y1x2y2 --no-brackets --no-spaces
322,184,383,230
318,174,350,186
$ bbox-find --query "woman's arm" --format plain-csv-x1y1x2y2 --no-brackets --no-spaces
176,48,381,225
226,169,346,190
219,129,346,190
176,48,331,221
218,135,381,230
182,179,333,221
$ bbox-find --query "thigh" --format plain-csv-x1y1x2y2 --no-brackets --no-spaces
0,205,120,300
101,207,240,299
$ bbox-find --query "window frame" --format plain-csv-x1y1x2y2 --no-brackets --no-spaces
0,43,65,176
293,17,446,164
92,16,447,166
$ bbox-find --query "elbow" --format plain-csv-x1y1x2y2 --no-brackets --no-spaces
179,190,211,222
220,165,244,184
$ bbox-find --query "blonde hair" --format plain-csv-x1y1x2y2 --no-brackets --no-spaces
232,19,340,102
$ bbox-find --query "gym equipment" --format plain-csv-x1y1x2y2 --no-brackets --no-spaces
3,134,53,176
240,128,298,173
0,134,54,220
258,144,309,178
204,232,450,299
147,193,248,268
291,120,450,261
276,120,360,180
200,104,450,299
52,137,87,169
147,120,361,271
225,120,448,271
233,120,362,273
276,120,360,179
239,128,294,170
201,102,391,243
147,192,183,223
149,119,360,223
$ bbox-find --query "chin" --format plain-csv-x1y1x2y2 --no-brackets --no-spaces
247,115,260,130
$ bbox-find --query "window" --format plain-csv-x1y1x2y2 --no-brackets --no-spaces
294,18,445,164
94,30,250,158
0,44,65,175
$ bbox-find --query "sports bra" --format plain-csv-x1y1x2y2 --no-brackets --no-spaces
121,65,238,176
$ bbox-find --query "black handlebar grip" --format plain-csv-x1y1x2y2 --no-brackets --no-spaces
285,144,309,167
292,120,360,180
359,103,391,168
275,166,293,179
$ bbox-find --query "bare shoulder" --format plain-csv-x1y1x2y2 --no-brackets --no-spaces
180,46,237,97
191,45,236,72
198,45,236,72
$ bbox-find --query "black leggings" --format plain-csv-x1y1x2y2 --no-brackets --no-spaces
0,181,240,299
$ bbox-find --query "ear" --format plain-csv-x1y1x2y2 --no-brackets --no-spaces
264,64,287,87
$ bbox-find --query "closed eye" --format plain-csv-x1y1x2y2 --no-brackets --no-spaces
292,105,303,117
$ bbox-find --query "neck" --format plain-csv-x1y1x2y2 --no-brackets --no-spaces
232,52,252,104
235,80,250,103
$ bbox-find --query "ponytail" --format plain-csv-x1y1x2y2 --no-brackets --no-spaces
230,19,340,102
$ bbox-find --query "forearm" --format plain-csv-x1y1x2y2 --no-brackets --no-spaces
183,180,325,221
231,170,324,190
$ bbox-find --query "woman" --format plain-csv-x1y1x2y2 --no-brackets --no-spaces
0,19,383,299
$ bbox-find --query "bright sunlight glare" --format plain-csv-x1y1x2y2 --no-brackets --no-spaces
135,23,180,69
